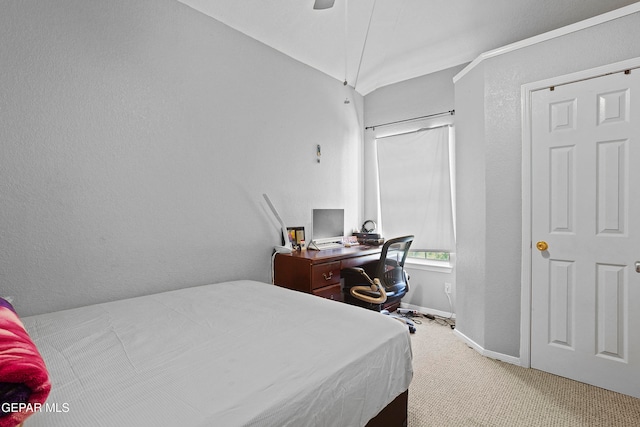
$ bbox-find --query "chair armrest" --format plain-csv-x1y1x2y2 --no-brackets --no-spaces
350,278,387,304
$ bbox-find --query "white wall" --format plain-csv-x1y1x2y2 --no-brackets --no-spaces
0,0,364,316
363,65,465,315
453,63,487,346
455,11,640,357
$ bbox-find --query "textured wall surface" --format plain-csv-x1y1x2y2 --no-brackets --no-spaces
0,0,364,316
455,11,640,357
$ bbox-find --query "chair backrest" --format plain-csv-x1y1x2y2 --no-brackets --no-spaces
375,235,414,290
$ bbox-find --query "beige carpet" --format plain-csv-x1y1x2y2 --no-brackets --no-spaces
407,317,640,427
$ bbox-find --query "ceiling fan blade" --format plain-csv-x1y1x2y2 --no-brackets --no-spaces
313,0,335,10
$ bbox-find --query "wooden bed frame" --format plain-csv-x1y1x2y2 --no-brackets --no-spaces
366,390,408,427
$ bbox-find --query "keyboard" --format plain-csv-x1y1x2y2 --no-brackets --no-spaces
314,242,344,250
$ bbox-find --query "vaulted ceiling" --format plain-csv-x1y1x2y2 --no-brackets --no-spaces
177,0,640,95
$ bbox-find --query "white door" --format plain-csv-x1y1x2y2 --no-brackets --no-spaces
531,69,640,398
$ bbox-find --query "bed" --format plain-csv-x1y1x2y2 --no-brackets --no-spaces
13,280,412,426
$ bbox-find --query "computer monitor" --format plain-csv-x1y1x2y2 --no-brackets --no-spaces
311,209,345,244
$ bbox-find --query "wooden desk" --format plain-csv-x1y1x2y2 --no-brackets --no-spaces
274,245,382,303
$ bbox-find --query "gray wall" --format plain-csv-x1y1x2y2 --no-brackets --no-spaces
454,63,487,345
455,11,640,357
0,0,364,316
363,65,465,314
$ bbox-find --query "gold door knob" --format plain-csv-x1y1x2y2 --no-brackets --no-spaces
536,241,549,251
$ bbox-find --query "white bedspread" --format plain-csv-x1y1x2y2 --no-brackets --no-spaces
21,280,412,427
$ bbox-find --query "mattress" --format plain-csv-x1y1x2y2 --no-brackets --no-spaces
21,280,413,426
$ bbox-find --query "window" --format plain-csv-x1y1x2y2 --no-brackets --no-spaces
376,125,455,261
407,251,450,262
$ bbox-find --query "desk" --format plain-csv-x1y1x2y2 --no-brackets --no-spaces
274,245,384,305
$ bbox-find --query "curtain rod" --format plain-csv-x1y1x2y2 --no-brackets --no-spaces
365,109,454,131
374,123,451,140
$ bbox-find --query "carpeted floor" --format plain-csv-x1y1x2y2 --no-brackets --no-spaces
407,316,640,426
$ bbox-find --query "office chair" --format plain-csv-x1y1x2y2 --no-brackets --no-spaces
342,236,415,331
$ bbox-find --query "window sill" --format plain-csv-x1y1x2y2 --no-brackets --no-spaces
405,258,453,274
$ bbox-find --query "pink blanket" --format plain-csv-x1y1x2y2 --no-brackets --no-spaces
0,298,51,427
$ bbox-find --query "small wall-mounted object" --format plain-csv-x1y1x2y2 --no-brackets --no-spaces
316,144,321,163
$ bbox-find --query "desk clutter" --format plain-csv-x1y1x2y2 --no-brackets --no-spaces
355,219,384,246
353,232,384,246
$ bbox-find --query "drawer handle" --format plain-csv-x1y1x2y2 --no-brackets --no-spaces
322,272,333,281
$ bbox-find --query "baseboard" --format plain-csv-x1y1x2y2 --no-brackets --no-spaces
452,328,521,366
400,302,455,319
402,302,522,366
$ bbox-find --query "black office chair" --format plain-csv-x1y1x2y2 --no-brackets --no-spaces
342,235,414,313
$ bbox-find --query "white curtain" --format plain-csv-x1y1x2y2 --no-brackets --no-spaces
376,125,455,251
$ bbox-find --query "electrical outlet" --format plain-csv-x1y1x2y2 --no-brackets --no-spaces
444,283,451,294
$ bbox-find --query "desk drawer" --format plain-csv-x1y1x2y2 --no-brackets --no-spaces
313,283,343,302
311,261,341,289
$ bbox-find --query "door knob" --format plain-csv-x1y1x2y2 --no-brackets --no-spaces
536,241,549,251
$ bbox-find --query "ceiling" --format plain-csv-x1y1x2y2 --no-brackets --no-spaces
177,0,639,95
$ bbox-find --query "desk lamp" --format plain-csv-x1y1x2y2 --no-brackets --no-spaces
263,193,293,253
